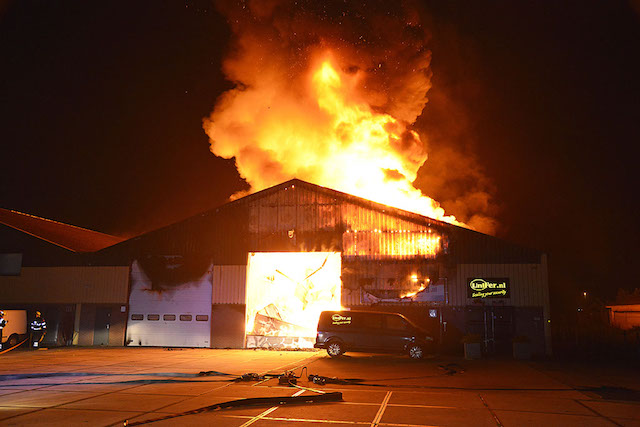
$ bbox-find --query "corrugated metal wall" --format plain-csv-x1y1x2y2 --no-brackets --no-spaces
450,261,548,307
448,227,541,264
242,183,447,260
451,255,552,353
0,266,129,304
91,179,541,267
85,179,547,312
212,265,246,304
342,287,362,306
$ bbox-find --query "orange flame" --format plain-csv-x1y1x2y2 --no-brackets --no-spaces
401,278,430,298
205,55,462,226
245,252,342,346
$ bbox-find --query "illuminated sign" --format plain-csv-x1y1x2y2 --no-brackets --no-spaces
331,314,351,325
467,278,510,299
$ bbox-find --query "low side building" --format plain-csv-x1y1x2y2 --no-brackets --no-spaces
606,304,640,330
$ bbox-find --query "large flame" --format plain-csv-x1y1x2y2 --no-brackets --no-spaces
310,60,458,223
204,1,467,226
245,252,342,348
205,55,461,225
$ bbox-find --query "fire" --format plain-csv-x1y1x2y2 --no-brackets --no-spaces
343,229,442,258
245,252,342,348
205,57,462,225
401,285,426,299
401,278,430,299
203,0,464,227
311,60,455,220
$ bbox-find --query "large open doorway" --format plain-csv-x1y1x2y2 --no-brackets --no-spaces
245,252,342,349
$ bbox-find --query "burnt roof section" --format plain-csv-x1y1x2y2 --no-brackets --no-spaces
92,178,543,265
227,179,453,229
0,208,125,253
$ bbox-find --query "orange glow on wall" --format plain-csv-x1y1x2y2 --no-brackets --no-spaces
343,229,442,258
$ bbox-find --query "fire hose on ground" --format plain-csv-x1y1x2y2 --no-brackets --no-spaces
121,368,341,426
0,338,29,355
121,390,343,426
2,364,635,426
117,365,470,426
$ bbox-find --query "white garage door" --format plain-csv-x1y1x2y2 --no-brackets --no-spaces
126,260,212,347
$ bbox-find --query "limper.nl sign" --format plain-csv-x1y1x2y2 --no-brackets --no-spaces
467,278,510,299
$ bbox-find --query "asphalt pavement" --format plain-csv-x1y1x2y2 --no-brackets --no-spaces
0,347,638,426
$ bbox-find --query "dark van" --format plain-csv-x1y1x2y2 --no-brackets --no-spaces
314,310,434,359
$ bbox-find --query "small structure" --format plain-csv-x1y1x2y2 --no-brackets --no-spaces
606,304,640,330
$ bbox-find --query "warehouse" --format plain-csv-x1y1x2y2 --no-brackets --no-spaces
0,179,551,356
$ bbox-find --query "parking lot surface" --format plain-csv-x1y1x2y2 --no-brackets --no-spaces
0,347,638,426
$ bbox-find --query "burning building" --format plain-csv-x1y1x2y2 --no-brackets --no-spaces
0,2,549,356
57,178,547,356
0,179,550,355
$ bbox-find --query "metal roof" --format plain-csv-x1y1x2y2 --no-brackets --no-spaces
0,208,125,253
91,178,542,265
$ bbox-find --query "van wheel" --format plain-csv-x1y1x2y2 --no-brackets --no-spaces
408,344,424,359
326,341,344,357
7,334,19,347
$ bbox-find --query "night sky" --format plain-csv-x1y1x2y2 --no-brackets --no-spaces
1,1,639,311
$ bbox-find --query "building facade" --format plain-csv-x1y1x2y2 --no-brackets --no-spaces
0,179,551,356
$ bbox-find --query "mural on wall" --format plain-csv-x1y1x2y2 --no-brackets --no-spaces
245,252,341,348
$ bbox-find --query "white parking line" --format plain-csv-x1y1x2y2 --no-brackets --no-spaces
336,402,457,410
239,389,305,427
226,414,439,426
371,391,393,426
226,414,368,424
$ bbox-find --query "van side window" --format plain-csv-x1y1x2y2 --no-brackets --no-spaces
386,315,408,331
360,313,383,329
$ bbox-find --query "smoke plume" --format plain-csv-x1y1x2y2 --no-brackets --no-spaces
204,0,496,230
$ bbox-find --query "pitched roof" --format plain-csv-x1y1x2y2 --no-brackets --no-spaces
227,178,452,227
92,178,542,265
0,208,125,252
